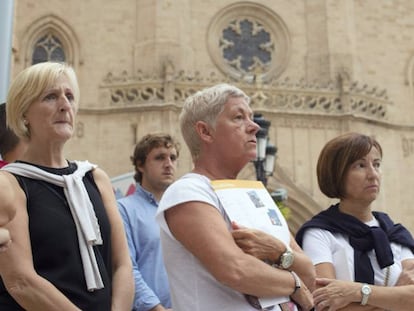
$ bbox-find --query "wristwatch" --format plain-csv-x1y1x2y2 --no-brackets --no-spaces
290,271,301,295
360,283,372,305
278,245,294,269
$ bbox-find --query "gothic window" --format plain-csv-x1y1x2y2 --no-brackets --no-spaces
207,2,291,82
32,33,66,64
22,15,81,68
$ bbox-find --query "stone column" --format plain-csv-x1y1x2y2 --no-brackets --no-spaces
304,0,357,84
133,0,193,76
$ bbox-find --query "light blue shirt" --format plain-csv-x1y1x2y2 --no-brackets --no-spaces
117,184,171,311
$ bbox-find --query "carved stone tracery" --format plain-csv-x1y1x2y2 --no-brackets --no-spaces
99,68,390,122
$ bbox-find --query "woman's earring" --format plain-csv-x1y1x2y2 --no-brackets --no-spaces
23,119,28,125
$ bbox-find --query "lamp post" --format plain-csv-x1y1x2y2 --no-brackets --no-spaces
253,113,277,187
253,113,289,210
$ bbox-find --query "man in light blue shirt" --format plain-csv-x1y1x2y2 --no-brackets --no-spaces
118,133,179,311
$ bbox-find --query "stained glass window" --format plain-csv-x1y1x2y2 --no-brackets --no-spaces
32,34,66,64
222,19,272,72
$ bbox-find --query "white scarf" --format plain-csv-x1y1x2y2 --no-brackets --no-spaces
2,160,104,291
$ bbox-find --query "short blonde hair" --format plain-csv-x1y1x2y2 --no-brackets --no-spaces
6,62,80,139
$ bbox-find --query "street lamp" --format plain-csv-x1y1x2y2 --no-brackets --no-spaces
253,113,277,187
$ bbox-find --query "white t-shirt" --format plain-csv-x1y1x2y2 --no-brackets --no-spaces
156,173,293,311
302,218,414,285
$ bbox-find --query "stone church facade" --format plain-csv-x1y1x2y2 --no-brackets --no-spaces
9,0,414,232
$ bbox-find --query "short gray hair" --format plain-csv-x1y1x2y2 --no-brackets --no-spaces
179,83,250,160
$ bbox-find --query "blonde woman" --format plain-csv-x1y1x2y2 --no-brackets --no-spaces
0,62,134,310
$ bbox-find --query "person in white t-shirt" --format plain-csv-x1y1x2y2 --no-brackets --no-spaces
156,83,315,311
295,132,414,310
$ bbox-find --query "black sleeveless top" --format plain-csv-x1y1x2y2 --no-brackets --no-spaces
0,161,112,310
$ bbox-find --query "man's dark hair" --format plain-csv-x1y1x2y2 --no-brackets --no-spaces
131,133,180,183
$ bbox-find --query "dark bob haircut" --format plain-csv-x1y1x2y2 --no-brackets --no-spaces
316,132,382,199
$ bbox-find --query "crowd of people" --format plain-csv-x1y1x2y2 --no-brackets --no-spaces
1,61,414,311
